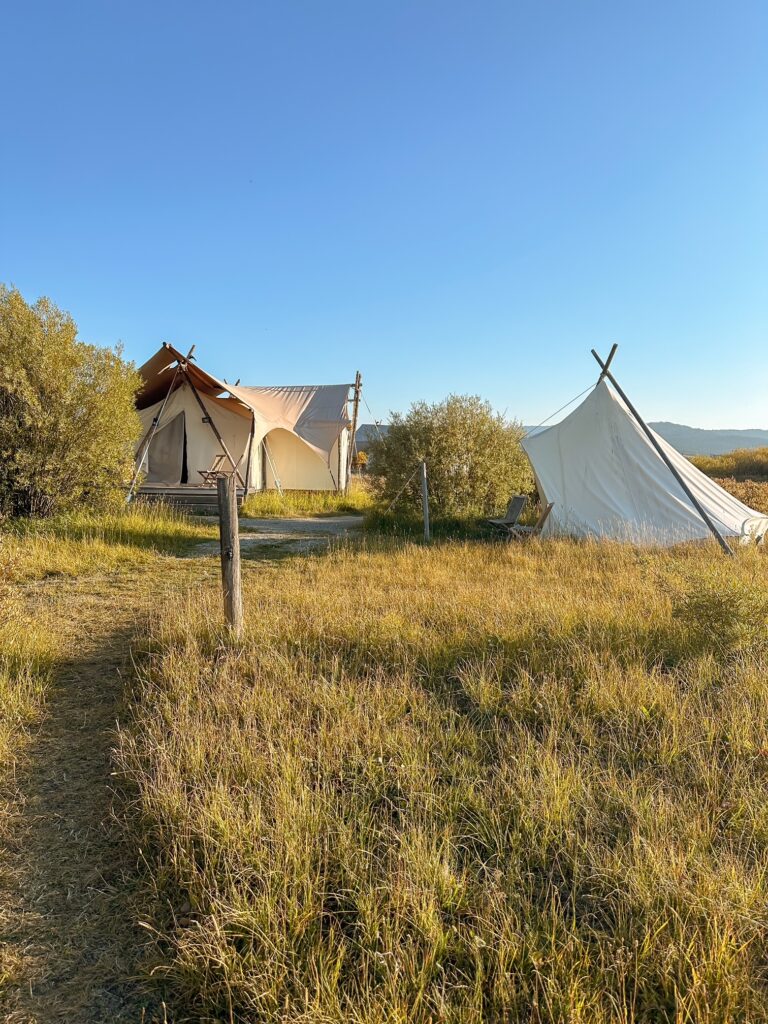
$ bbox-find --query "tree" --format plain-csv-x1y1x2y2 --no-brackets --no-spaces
0,286,142,518
369,394,533,519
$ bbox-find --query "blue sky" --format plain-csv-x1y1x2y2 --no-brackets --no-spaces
1,1,766,428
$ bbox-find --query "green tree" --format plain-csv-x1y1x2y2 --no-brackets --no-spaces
0,286,142,518
369,394,533,519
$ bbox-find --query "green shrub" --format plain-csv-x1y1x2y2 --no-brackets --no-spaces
369,394,533,519
0,286,142,517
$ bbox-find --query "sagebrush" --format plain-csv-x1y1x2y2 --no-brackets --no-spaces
369,394,533,518
0,286,141,518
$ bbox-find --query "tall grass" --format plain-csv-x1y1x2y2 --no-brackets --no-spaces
240,480,374,518
121,537,768,1022
714,478,768,515
0,502,216,996
692,447,768,481
0,502,215,583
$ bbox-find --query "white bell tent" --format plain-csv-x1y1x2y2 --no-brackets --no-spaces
133,344,360,497
521,351,768,549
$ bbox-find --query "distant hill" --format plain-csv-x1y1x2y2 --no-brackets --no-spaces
362,420,768,458
648,423,768,456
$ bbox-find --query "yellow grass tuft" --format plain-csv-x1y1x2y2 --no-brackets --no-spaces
691,447,768,482
240,479,374,518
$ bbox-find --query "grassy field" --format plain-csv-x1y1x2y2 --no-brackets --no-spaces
0,504,216,1007
691,447,768,482
4,488,768,1021
120,535,768,1023
240,479,374,518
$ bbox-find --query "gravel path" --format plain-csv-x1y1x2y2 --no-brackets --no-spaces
190,514,364,556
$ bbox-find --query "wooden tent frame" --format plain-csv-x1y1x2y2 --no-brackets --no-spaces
132,344,359,498
591,345,732,556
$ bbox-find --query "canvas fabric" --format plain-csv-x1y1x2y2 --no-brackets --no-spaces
136,345,352,489
521,380,768,546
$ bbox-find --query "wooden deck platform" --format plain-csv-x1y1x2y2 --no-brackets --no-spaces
137,485,247,511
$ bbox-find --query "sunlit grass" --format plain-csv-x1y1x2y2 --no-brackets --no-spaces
692,447,768,482
714,478,768,515
240,479,374,518
0,501,215,1000
121,535,768,1022
0,502,215,584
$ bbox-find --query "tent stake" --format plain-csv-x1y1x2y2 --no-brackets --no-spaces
591,348,733,556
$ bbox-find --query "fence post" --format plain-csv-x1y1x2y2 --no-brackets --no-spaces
420,461,430,542
217,475,243,638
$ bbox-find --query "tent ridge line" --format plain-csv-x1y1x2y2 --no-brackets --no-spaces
591,348,733,556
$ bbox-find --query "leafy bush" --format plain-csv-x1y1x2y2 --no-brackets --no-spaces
0,286,142,517
368,394,533,518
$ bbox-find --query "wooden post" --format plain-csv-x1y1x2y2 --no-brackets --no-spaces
591,347,733,557
217,475,243,637
420,460,430,542
346,371,362,492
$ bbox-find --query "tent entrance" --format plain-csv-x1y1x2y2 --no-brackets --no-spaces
146,411,187,485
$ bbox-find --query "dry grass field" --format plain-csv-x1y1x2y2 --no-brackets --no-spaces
240,479,374,518
120,534,768,1023
691,447,768,483
3,487,768,1022
0,505,216,1018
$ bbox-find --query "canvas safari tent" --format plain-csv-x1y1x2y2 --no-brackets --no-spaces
133,344,361,501
521,350,768,549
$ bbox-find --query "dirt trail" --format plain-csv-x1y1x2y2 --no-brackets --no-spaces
1,574,164,1023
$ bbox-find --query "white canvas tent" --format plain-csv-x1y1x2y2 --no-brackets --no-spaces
521,377,768,547
134,344,358,497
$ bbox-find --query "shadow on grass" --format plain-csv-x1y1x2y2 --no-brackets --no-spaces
6,505,215,557
2,619,162,1021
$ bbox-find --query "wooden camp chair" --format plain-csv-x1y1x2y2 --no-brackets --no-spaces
198,454,232,486
508,502,554,541
487,495,528,535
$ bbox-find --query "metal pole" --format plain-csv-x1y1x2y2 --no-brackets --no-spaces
591,348,733,556
420,461,430,542
262,436,283,496
217,475,243,637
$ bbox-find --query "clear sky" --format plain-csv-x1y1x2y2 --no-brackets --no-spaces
1,1,766,428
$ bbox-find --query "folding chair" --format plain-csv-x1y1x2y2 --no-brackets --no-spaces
487,495,528,536
198,454,232,486
508,502,554,540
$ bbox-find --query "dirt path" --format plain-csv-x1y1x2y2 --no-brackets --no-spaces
191,513,364,556
0,522,359,1022
0,574,168,1023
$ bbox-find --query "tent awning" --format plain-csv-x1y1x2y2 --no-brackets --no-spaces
137,344,352,465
